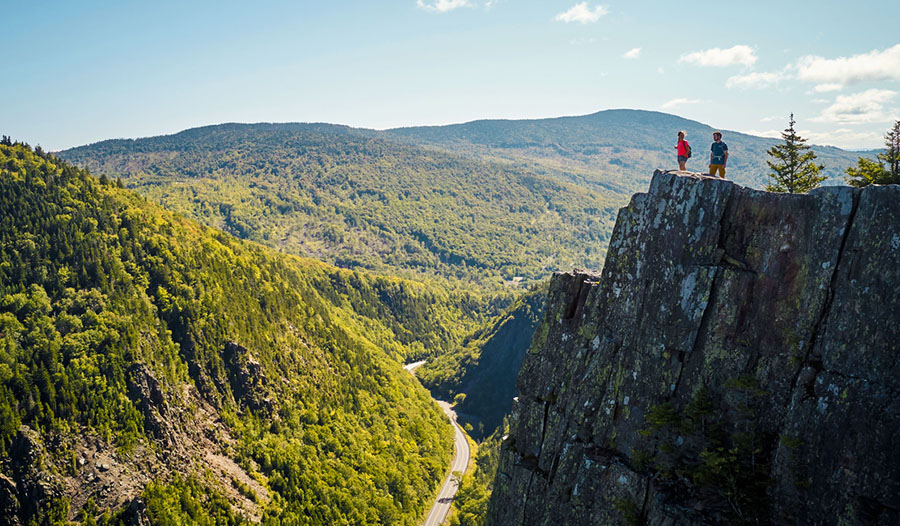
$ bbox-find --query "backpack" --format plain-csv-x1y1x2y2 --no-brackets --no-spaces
683,140,692,159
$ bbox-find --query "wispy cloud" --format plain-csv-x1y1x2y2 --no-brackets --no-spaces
623,47,641,59
797,44,900,86
812,89,897,124
760,115,783,122
555,2,608,24
661,98,702,110
812,83,843,93
679,45,757,67
744,129,783,139
726,71,783,89
416,0,471,13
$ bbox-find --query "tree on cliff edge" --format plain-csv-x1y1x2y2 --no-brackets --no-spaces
845,120,900,187
766,114,825,193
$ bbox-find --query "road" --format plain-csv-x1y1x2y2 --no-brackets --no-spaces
404,361,471,526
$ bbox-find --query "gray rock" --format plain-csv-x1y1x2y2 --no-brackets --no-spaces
7,426,65,521
487,171,900,525
224,341,276,414
0,474,21,526
127,363,177,446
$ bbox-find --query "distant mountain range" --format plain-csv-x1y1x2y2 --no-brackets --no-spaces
60,110,871,291
386,109,870,190
59,122,620,288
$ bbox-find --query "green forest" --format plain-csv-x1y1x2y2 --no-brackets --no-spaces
0,141,469,524
386,109,870,191
59,124,621,288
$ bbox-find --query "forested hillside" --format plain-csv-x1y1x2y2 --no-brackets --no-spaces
60,125,620,287
0,141,458,525
387,109,870,191
417,284,547,439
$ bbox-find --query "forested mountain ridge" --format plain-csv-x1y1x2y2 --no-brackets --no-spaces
60,111,872,292
60,125,619,287
0,141,458,524
386,109,870,191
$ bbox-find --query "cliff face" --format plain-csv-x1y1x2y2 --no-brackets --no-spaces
487,171,900,525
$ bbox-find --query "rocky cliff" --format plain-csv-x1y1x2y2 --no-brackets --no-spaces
486,170,900,525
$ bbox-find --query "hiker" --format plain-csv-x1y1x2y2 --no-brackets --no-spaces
676,131,690,170
709,131,728,179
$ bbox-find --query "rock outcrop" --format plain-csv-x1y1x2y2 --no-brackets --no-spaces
486,171,900,525
224,341,275,414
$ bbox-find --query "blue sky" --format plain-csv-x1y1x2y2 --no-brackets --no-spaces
1,1,898,151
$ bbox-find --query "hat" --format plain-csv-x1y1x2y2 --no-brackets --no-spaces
713,131,722,136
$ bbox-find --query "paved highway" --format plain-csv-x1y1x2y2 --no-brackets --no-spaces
404,361,471,526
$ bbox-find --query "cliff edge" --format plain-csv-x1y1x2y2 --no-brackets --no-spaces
486,170,900,525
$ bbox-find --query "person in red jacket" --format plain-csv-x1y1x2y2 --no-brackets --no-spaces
675,130,690,171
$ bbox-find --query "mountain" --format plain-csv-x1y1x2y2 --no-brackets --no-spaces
59,111,872,292
59,124,621,289
57,112,875,454
386,109,870,191
487,171,900,525
0,141,460,524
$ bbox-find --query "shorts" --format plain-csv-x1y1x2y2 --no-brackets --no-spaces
709,164,726,178
677,155,688,163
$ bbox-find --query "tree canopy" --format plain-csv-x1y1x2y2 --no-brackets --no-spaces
1,141,457,525
765,114,825,194
846,120,900,187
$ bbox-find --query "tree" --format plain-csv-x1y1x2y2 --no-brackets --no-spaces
765,114,825,193
845,120,900,187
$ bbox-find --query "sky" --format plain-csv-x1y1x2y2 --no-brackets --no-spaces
1,0,898,151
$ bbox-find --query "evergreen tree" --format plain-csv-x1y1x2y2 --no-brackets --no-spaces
765,114,825,193
845,120,900,187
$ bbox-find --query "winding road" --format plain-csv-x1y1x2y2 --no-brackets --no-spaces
404,361,471,526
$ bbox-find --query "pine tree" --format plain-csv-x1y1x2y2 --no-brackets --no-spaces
846,120,900,187
765,114,825,193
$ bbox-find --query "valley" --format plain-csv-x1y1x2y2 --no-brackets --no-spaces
0,110,886,525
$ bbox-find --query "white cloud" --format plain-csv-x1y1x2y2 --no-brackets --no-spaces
660,98,702,110
812,89,897,124
760,115,782,122
813,83,843,93
797,44,900,86
416,0,471,13
745,129,784,139
555,2,608,24
657,67,665,74
679,45,757,67
726,71,783,89
623,47,641,59
802,128,885,149
811,98,830,104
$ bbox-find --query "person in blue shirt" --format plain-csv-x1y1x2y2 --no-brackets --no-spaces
709,131,728,178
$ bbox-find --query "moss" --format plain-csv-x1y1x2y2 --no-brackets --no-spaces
612,496,642,526
636,379,775,524
643,402,679,431
779,434,803,449
631,448,652,472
